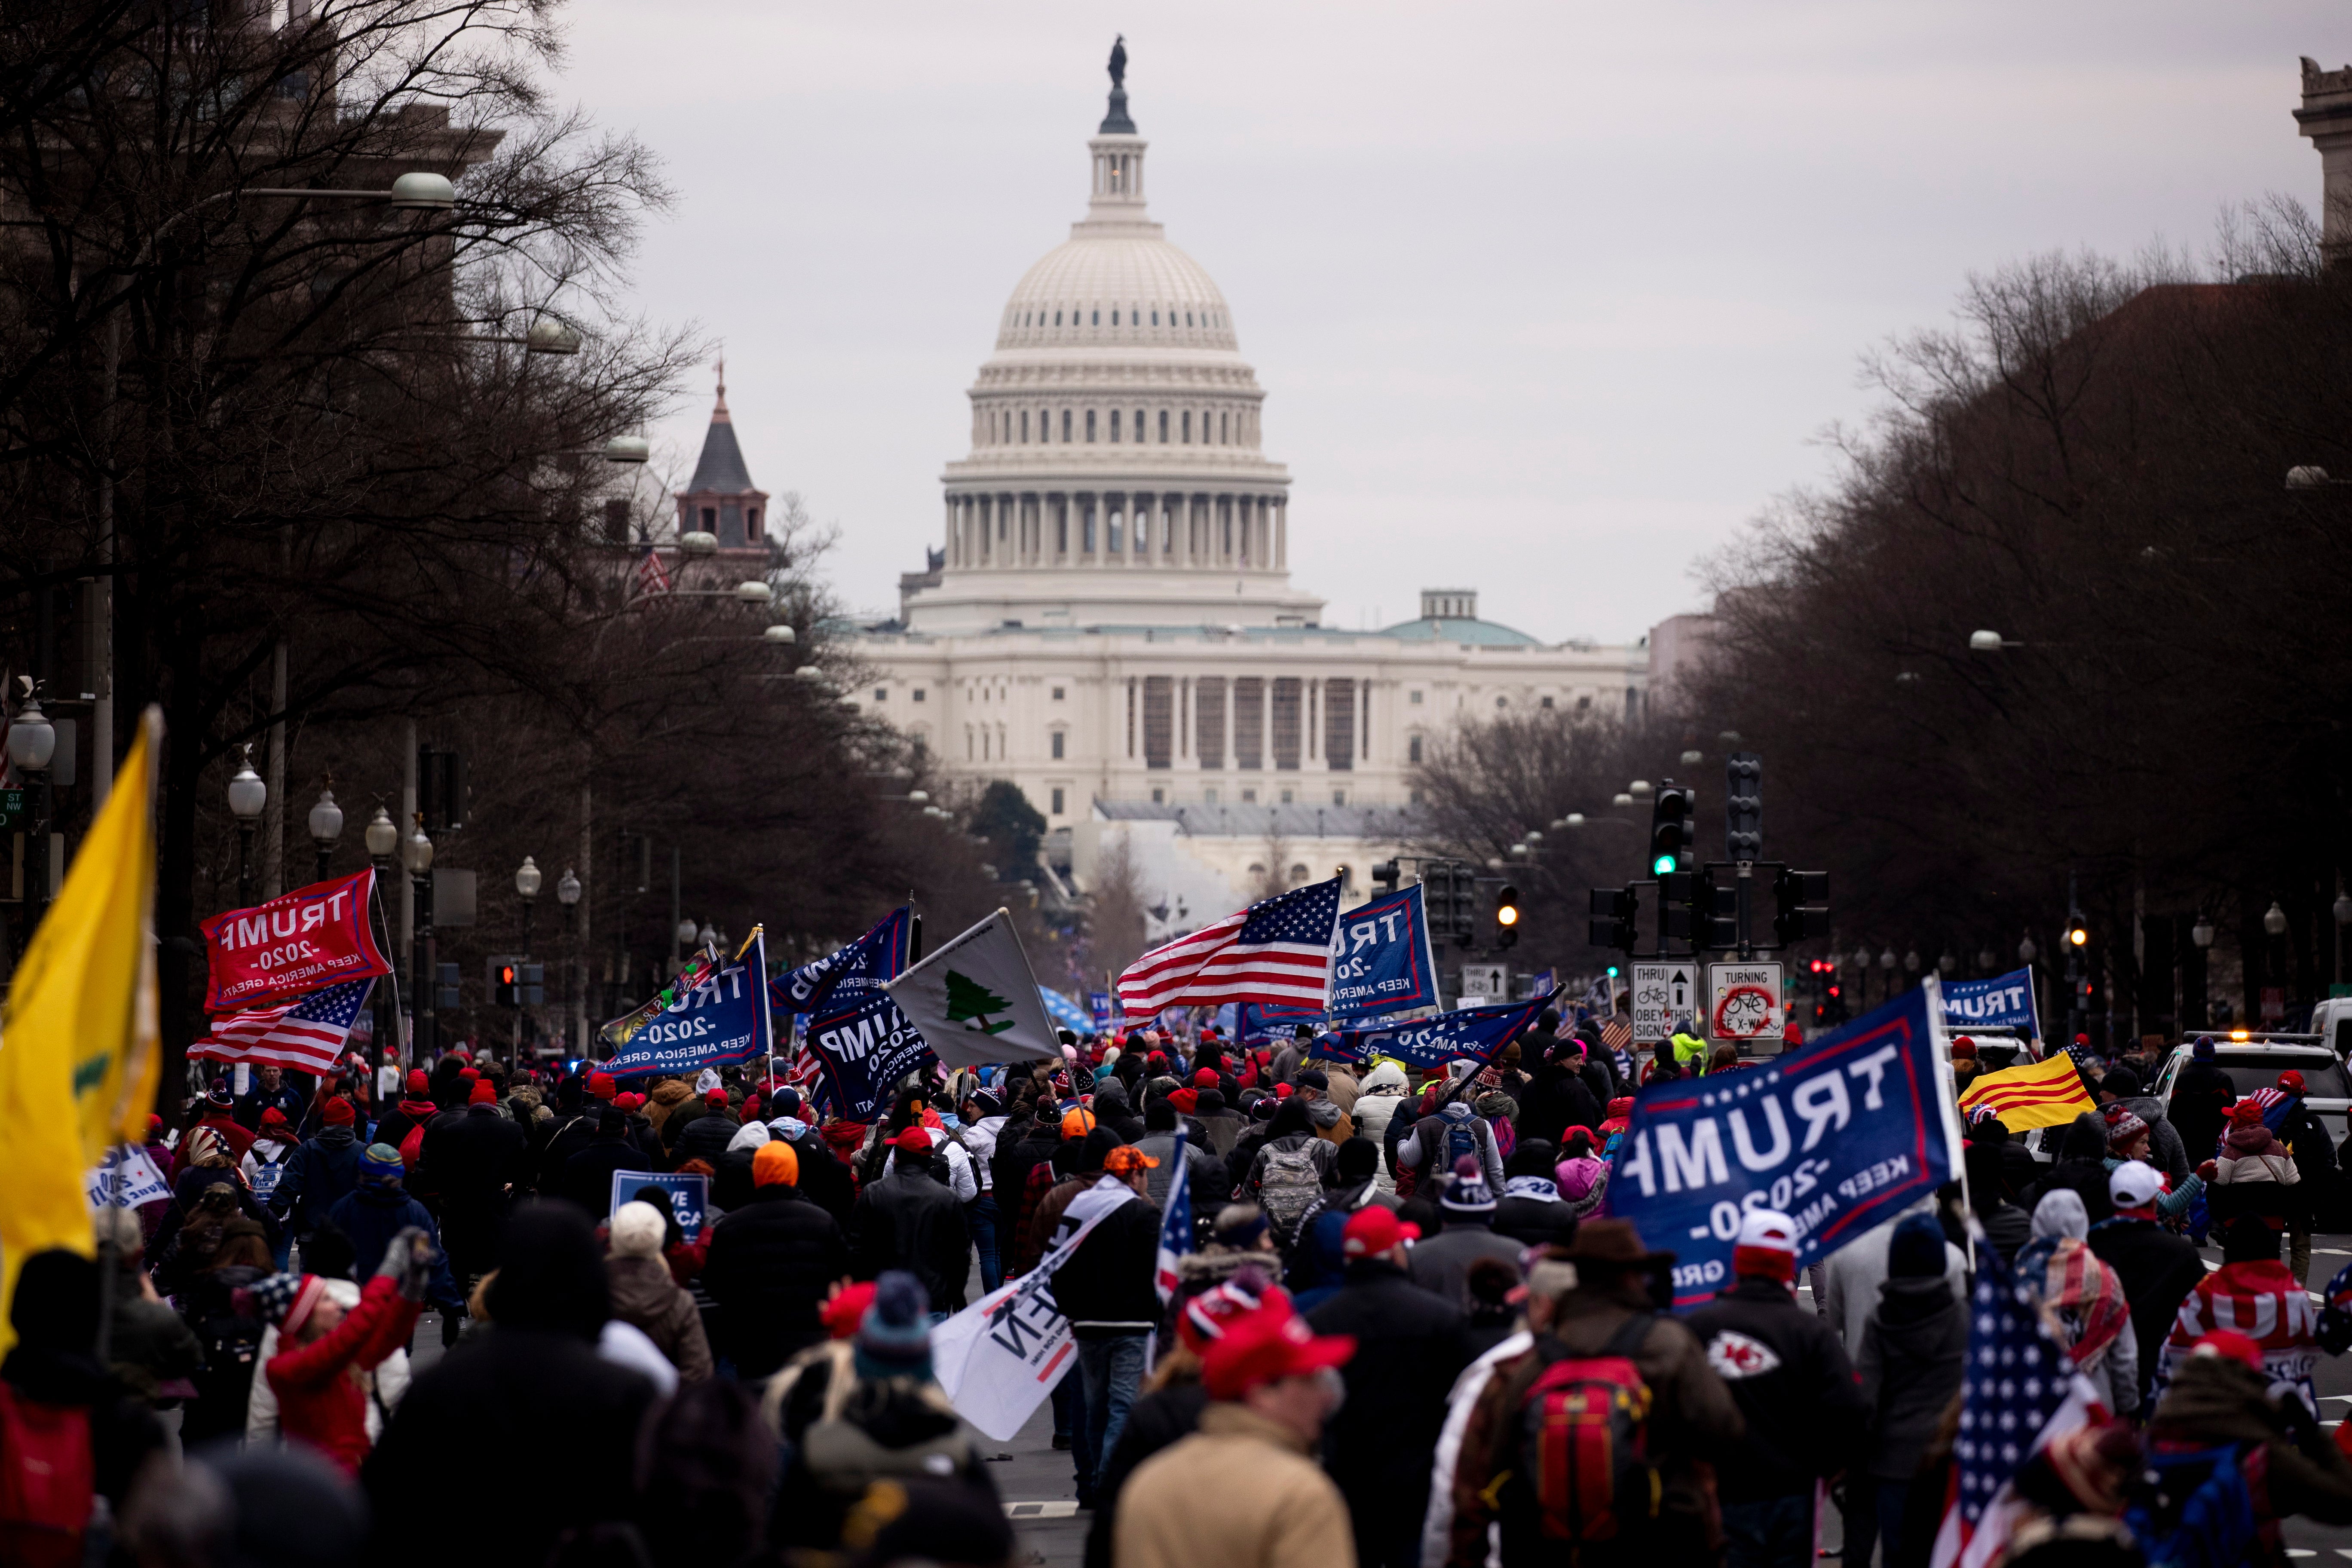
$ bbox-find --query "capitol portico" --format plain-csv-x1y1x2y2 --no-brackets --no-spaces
833,54,1656,917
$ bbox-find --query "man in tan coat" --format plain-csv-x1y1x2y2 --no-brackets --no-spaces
1114,1298,1357,1568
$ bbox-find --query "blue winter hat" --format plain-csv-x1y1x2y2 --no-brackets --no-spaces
359,1143,404,1182
2193,1035,2216,1061
1441,1154,1497,1216
854,1270,933,1381
1888,1212,1946,1279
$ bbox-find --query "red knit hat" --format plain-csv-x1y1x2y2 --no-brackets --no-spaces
1194,1068,1219,1087
321,1097,355,1126
1731,1208,1798,1284
457,1066,479,1082
469,1080,497,1105
260,1106,291,1132
407,1069,430,1095
588,1072,616,1101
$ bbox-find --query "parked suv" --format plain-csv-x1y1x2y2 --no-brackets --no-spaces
2151,1035,2352,1152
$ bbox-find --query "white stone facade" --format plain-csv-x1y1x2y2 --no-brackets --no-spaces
847,75,1651,909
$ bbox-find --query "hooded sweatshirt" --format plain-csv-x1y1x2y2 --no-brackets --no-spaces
1856,1268,1966,1482
1351,1063,1412,1193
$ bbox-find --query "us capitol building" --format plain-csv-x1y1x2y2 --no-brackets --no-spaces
815,56,1657,921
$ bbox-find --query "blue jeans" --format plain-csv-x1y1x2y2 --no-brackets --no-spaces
1721,1492,1814,1568
970,1194,1003,1293
1076,1334,1148,1498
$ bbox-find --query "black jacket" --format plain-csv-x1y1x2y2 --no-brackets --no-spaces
560,1134,657,1218
1514,1062,1603,1149
362,1327,655,1568
415,1103,531,1210
1858,1274,1968,1483
1684,1277,1868,1502
2167,1058,2237,1166
848,1165,972,1310
1304,1259,1468,1561
270,1127,362,1234
2089,1215,2208,1404
992,1127,1060,1219
1048,1189,1161,1338
1082,1383,1210,1568
700,1185,851,1378
534,1107,600,1194
1491,1187,1579,1250
785,1130,857,1226
671,1109,743,1168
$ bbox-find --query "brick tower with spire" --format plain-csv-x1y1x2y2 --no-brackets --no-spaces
674,357,769,552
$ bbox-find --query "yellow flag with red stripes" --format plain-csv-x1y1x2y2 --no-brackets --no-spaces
1957,1052,2094,1132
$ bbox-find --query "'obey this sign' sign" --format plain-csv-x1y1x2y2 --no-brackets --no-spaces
1607,982,1962,1309
201,869,391,1014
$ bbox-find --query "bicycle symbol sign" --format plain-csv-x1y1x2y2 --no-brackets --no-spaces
1708,963,1783,1041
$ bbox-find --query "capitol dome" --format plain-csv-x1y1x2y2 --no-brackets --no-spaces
993,236,1238,355
904,70,1320,637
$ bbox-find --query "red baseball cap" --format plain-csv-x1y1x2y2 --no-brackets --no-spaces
895,1126,932,1155
1176,1276,1280,1354
1341,1207,1420,1259
1200,1302,1355,1400
2192,1329,2265,1372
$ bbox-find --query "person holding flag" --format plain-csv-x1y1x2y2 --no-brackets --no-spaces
1046,1142,1164,1507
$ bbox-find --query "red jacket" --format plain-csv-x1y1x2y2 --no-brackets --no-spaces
264,1276,422,1473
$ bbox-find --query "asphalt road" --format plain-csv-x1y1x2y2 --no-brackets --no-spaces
391,1234,2352,1567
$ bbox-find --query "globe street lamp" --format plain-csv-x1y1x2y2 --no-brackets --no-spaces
554,863,583,1050
516,855,542,958
402,815,435,1060
307,784,344,882
227,745,267,906
365,805,401,1064
2018,932,2038,965
6,693,56,934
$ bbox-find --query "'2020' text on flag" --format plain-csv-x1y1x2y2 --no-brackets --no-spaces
1116,877,1342,1015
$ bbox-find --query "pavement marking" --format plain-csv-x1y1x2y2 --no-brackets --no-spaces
2317,1248,2352,1256
1005,1502,1080,1520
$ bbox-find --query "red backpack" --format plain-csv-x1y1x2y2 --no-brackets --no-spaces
1513,1314,1662,1543
0,1383,94,1568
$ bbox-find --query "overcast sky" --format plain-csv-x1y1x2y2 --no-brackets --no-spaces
555,1,2338,644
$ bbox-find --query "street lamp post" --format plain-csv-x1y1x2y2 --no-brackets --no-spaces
308,783,343,882
2190,911,2216,1030
227,745,266,906
403,815,435,1062
2335,882,2352,990
514,856,542,1059
366,806,401,1065
556,867,582,1055
6,693,56,950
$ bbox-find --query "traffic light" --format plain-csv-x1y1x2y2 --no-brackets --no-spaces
1725,753,1762,861
1494,885,1521,949
1589,886,1638,952
492,961,521,1008
520,962,545,1007
2065,914,2089,949
1427,862,1476,943
1770,869,1830,944
1660,870,1697,946
1649,784,1695,876
1705,881,1738,949
1372,859,1401,893
434,962,460,1011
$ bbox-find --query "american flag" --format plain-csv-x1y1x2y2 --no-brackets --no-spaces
190,979,375,1076
1930,1242,2100,1568
634,540,672,597
1155,1126,1193,1305
1116,877,1341,1015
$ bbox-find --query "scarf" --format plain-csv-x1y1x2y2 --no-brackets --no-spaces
2030,1237,2129,1370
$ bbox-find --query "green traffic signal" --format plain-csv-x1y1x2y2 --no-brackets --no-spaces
1651,852,1676,875
1606,965,1620,978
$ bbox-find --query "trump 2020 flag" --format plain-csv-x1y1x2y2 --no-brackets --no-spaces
1607,980,1966,1309
885,910,1063,1070
1117,877,1341,1015
600,929,774,1078
1156,1127,1192,1306
1348,995,1552,1073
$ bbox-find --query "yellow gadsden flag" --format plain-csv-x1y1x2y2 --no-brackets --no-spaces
1957,1051,2094,1133
0,707,162,1354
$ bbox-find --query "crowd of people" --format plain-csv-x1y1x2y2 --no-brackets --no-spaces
12,1012,2352,1568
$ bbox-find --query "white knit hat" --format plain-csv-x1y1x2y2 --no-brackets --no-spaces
608,1200,668,1259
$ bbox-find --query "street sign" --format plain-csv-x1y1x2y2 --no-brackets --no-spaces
1709,961,1784,1043
1458,963,1507,1004
0,790,22,832
1630,962,1696,1044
